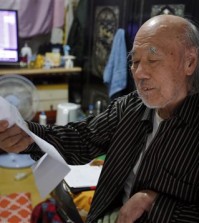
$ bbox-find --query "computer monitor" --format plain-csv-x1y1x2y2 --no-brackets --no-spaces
0,9,20,67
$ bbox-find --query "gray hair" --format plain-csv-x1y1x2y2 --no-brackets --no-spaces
184,19,199,94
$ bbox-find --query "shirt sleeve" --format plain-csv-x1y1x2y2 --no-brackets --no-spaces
148,193,199,222
25,97,125,165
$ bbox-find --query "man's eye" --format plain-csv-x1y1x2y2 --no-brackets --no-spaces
132,61,139,68
148,60,159,64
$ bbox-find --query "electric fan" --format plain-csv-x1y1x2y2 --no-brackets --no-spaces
0,74,39,168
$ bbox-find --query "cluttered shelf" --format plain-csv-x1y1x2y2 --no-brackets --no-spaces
0,67,83,124
0,67,82,76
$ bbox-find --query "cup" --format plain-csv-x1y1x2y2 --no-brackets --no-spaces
56,102,81,125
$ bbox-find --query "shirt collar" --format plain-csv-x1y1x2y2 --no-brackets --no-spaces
140,93,199,127
141,107,154,122
174,93,199,125
140,107,154,133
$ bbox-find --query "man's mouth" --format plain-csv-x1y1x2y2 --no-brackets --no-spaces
142,87,153,91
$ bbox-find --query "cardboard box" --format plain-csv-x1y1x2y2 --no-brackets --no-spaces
36,84,68,111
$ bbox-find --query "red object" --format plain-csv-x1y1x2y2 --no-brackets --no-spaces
0,193,32,223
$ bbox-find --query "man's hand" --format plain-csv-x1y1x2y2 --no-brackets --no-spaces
116,190,157,223
0,120,33,153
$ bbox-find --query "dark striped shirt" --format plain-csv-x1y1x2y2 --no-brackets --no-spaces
26,91,199,222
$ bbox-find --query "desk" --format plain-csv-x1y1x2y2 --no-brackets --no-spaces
0,67,82,76
0,167,47,207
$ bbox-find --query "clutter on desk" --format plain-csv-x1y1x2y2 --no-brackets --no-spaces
20,42,76,69
56,102,84,125
14,171,32,181
63,155,105,191
44,52,61,68
86,100,105,117
88,104,94,116
63,55,76,68
39,111,47,125
20,43,32,66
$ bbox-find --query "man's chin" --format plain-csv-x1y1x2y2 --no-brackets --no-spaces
137,91,161,108
140,98,160,109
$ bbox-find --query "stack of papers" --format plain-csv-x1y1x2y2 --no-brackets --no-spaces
64,164,102,192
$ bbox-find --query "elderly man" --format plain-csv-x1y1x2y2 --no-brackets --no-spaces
0,15,199,222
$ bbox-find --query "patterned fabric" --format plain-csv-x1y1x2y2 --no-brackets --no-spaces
31,198,63,223
31,192,94,223
0,193,32,223
26,91,199,222
72,190,95,222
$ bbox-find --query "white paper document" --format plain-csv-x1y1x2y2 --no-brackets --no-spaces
32,153,70,197
0,97,70,197
64,163,102,189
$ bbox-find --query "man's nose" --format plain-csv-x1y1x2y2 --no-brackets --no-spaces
132,62,150,79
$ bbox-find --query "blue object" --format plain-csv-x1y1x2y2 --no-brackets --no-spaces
63,45,71,56
103,29,127,98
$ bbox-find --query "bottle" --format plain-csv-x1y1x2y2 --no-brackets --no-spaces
21,43,32,65
95,100,102,115
39,111,47,125
63,45,70,56
88,104,94,116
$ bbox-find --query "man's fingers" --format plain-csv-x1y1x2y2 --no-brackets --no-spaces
0,123,33,153
0,120,9,132
0,125,22,142
3,135,33,153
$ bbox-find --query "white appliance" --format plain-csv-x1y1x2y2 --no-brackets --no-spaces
0,74,39,121
56,102,81,125
0,74,39,168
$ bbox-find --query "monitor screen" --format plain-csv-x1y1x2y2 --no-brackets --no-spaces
0,9,20,66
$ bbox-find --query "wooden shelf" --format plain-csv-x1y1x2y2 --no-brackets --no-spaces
0,67,83,123
0,67,82,76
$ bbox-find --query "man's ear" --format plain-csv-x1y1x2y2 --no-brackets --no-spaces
185,47,198,76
